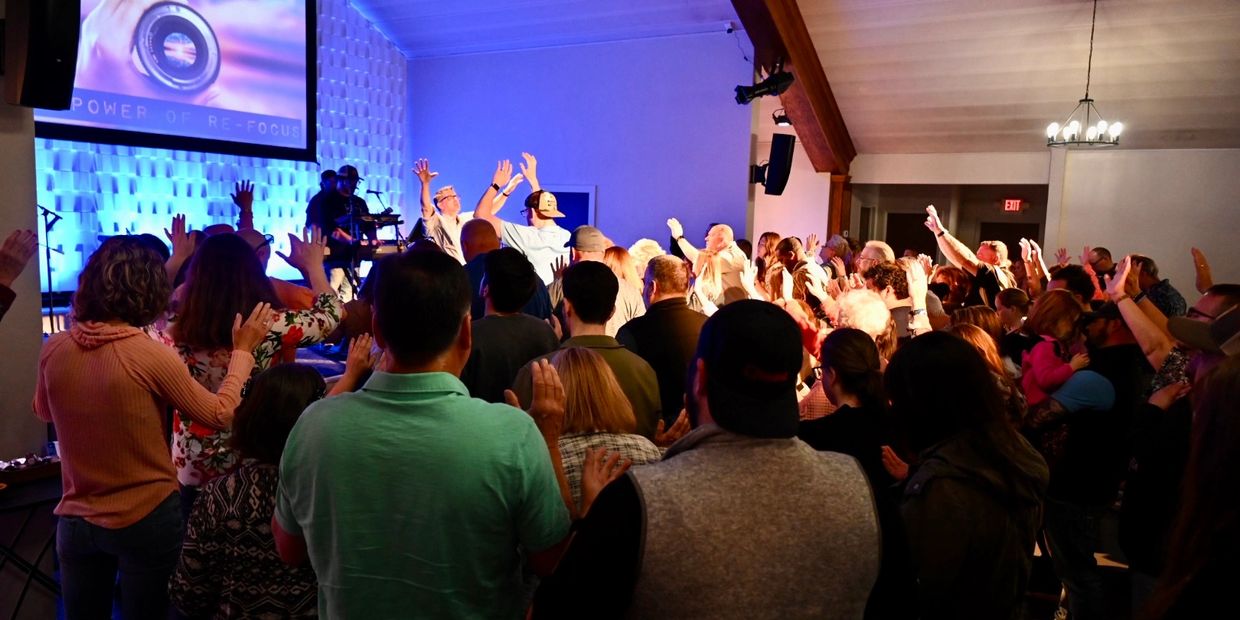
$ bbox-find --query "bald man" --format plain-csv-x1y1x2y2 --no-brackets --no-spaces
461,219,552,320
666,218,749,306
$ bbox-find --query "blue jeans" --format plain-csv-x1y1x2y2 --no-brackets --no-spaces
1043,498,1107,620
57,492,183,619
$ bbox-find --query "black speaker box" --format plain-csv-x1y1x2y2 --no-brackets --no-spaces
763,133,796,196
3,0,81,110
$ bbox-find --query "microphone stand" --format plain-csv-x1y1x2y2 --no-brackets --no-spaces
38,206,63,334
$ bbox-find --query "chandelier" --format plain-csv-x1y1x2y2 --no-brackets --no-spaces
1046,0,1123,147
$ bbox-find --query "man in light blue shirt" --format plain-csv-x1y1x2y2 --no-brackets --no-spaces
473,153,570,284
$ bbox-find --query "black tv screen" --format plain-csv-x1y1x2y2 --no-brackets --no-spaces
35,0,316,161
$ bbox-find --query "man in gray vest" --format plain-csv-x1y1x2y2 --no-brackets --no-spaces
534,300,880,619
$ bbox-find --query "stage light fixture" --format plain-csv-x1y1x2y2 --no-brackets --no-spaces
772,109,791,126
735,60,794,105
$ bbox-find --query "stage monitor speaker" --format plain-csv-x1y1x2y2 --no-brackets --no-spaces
763,133,796,196
3,0,81,110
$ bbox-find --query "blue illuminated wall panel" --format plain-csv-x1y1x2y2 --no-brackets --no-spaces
36,0,406,291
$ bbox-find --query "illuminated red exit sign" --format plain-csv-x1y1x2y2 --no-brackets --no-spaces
1003,199,1023,212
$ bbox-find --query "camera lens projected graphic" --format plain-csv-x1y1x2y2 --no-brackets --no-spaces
134,3,220,92
36,0,311,155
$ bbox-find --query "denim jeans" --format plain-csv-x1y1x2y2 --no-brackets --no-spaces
1043,497,1107,620
57,492,183,619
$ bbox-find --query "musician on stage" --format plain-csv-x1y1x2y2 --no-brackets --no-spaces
306,164,374,298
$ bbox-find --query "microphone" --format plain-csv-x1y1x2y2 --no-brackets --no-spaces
366,189,384,196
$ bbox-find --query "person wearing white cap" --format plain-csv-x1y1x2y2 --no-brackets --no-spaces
473,153,570,284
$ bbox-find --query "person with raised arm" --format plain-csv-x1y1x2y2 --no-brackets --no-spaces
923,205,1015,307
411,158,509,264
473,153,570,284
35,236,275,618
0,229,37,324
665,217,748,306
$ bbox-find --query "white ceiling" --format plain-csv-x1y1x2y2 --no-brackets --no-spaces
801,0,1240,152
350,0,740,58
353,0,1240,153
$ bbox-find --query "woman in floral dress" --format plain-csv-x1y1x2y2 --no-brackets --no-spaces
156,229,342,516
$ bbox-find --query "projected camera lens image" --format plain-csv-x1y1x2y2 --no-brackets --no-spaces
134,3,221,92
36,0,311,156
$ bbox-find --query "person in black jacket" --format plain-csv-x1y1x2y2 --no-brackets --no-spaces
616,255,707,425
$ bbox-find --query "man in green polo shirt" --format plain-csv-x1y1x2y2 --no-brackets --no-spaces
271,250,577,618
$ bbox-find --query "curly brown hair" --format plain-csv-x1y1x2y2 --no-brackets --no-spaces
72,236,171,326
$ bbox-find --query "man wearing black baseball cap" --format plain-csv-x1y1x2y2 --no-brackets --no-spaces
534,300,880,618
308,164,375,299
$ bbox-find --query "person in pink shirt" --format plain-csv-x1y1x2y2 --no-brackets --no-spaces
1022,289,1091,407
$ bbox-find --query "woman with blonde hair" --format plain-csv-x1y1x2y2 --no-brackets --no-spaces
551,347,663,509
604,245,644,291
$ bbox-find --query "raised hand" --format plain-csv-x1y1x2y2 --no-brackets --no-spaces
502,173,525,195
0,229,38,287
231,302,276,352
164,214,196,262
829,256,848,278
1191,247,1213,294
278,227,327,274
1081,245,1093,268
345,334,378,375
654,410,691,447
518,152,539,189
924,205,944,234
579,448,632,515
491,160,513,188
805,233,821,258
904,258,929,302
546,313,563,341
1019,238,1033,263
512,359,566,439
917,253,934,277
550,255,569,282
666,218,684,240
847,272,867,291
1055,247,1071,268
413,158,439,185
231,180,254,211
881,445,909,482
1104,255,1132,301
780,267,795,301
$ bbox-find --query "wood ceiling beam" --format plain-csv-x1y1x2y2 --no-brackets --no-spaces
732,0,856,175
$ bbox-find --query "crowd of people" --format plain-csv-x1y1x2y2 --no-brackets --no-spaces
4,153,1237,619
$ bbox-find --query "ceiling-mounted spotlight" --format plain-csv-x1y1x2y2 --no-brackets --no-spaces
772,108,791,126
735,59,794,105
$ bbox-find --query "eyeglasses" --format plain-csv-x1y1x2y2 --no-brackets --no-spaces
253,234,275,251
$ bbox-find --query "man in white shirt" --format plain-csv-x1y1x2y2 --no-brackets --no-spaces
473,154,570,285
666,218,748,306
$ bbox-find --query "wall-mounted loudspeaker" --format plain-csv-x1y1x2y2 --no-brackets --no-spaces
750,133,796,196
2,0,81,110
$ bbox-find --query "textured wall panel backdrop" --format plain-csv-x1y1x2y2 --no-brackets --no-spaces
35,0,407,290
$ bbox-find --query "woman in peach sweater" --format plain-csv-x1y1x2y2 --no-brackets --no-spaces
34,236,273,619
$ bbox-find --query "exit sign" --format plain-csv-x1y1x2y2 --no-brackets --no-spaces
1003,199,1023,212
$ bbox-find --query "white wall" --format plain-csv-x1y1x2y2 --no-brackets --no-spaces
1047,149,1240,299
407,32,754,248
751,135,831,242
851,152,1051,185
0,95,42,459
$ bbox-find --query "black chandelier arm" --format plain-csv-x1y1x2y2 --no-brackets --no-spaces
1084,0,1098,99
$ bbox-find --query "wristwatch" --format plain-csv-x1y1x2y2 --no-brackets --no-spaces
936,230,947,238
490,183,501,192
